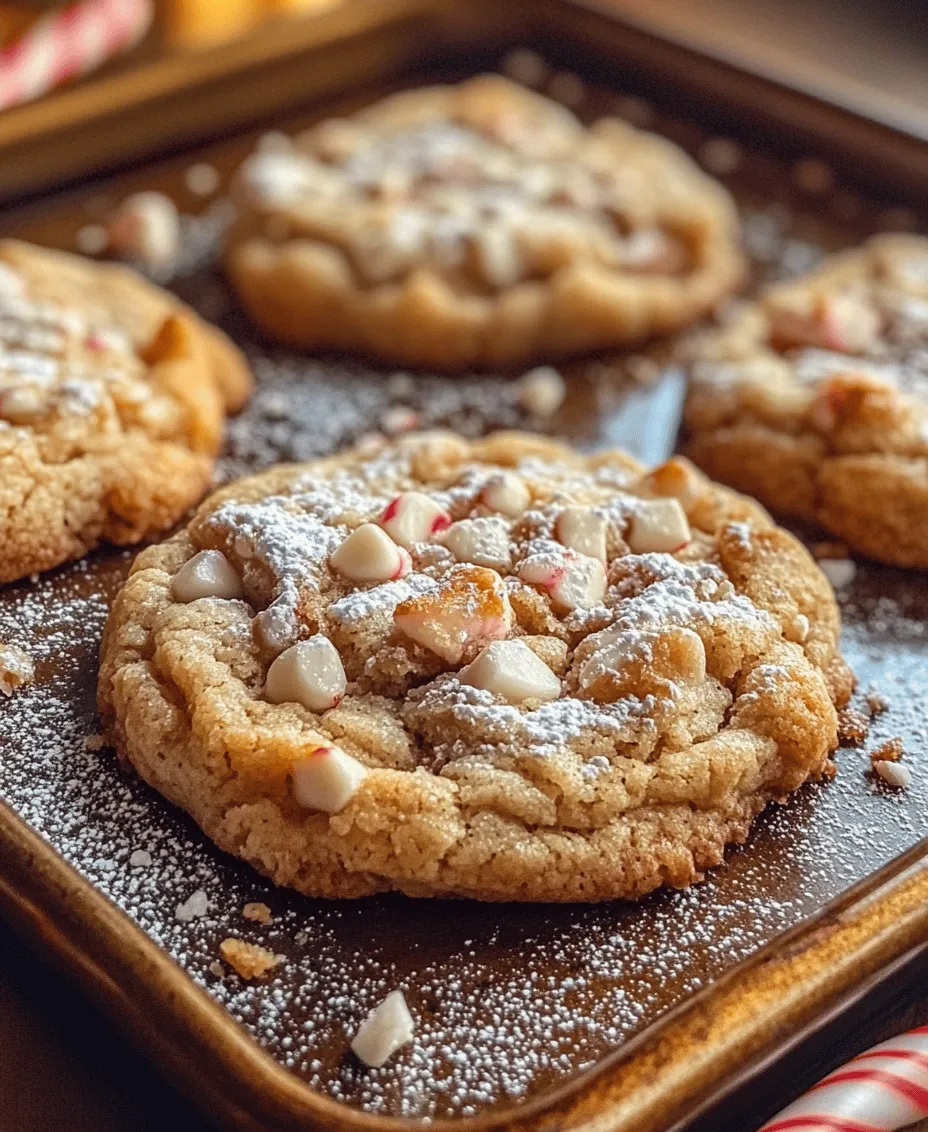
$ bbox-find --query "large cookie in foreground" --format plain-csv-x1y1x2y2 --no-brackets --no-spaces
99,431,852,903
684,234,928,567
0,240,252,584
224,75,744,369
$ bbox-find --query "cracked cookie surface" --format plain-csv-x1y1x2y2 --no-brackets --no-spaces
99,431,851,902
684,234,928,567
0,240,252,584
224,74,744,370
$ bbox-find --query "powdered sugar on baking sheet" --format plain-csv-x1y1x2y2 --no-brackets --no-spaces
1,56,927,1124
1,553,925,1119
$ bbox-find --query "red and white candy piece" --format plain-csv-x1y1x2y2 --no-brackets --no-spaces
378,491,451,549
265,635,346,713
172,550,244,603
459,640,561,703
108,191,180,270
759,1024,928,1132
768,293,882,354
442,517,512,571
292,745,367,813
393,565,512,663
351,990,415,1068
519,550,606,611
481,472,530,517
555,506,608,561
627,498,691,554
330,523,411,582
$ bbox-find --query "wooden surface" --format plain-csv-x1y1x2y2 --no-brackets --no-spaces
2,1,928,1130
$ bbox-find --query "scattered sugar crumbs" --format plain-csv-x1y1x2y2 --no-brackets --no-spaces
220,938,282,979
837,707,869,747
0,57,925,1122
0,641,34,696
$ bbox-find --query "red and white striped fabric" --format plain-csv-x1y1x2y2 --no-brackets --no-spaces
760,1025,928,1132
0,0,153,112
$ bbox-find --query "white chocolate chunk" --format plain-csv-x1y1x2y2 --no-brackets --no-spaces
238,151,323,207
394,565,512,663
379,491,451,549
518,366,566,416
627,498,691,554
292,745,367,813
108,191,180,269
874,760,911,789
0,386,45,422
330,523,411,582
459,640,561,703
481,473,530,517
442,517,512,571
265,636,347,712
172,550,244,603
768,294,881,354
819,558,856,589
519,551,606,611
351,990,414,1068
555,507,608,561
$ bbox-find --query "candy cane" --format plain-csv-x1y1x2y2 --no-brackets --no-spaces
760,1026,928,1132
0,0,153,113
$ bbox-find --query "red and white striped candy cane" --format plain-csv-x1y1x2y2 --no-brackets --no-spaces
760,1025,928,1132
0,0,153,113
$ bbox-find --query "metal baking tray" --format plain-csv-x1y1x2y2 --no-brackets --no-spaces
1,2,927,1130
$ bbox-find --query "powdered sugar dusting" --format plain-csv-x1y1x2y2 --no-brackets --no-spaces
1,555,924,1118
0,53,926,1124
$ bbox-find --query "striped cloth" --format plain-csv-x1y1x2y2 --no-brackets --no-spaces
0,0,152,112
761,1026,928,1132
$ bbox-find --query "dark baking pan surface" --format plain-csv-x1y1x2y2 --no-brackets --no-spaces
0,8,927,1130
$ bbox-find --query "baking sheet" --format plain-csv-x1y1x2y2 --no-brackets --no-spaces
0,48,927,1123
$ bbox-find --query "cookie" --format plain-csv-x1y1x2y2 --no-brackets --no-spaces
99,431,851,903
224,74,744,370
684,234,928,567
0,240,252,584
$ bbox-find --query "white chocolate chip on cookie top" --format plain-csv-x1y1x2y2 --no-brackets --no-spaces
100,431,852,904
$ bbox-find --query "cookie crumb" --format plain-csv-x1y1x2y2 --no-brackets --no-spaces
699,137,743,176
612,94,653,126
83,733,106,751
865,690,890,716
108,191,180,270
207,961,225,978
175,889,209,922
380,405,419,435
837,707,869,747
501,49,548,88
242,901,272,924
184,162,221,197
873,761,911,789
518,366,566,416
818,558,856,589
129,849,152,867
870,737,904,764
219,938,281,979
294,930,309,945
792,157,834,194
0,643,34,697
351,989,415,1067
75,223,108,256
